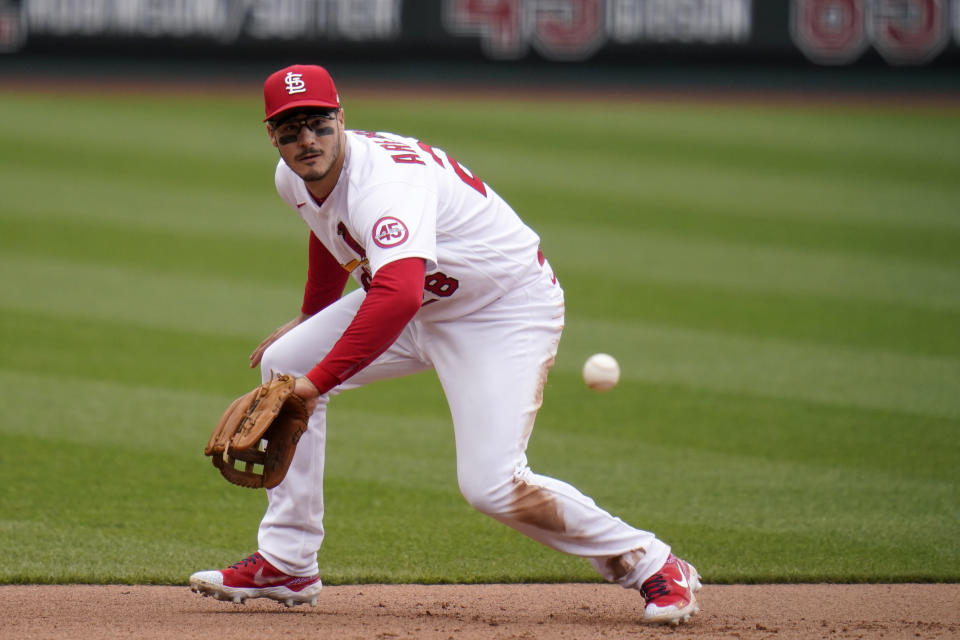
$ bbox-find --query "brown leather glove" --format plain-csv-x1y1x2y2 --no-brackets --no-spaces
204,374,309,489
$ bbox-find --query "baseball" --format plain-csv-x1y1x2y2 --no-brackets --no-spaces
582,353,620,392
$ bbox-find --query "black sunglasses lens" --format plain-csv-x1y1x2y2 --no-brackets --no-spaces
274,111,336,144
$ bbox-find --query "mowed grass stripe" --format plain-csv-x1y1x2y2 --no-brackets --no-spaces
0,92,266,178
352,99,960,192
0,211,309,284
481,143,959,230
561,273,960,358
455,107,960,234
4,433,287,584
0,307,266,394
0,369,230,449
0,164,300,240
678,525,956,583
522,189,960,269
0,254,302,338
539,374,959,483
558,319,960,419
3,130,266,195
545,225,960,312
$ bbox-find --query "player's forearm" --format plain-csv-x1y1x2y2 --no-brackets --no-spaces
305,257,425,394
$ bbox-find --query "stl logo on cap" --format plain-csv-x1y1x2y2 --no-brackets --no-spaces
284,72,306,95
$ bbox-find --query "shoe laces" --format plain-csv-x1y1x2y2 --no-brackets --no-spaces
640,573,671,601
229,552,263,570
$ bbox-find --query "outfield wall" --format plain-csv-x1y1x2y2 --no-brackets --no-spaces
2,0,959,69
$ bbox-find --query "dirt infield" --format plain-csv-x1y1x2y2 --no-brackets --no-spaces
3,583,958,639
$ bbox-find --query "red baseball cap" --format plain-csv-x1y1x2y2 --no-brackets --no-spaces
263,64,340,122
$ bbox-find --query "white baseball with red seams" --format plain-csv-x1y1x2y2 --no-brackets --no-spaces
583,353,621,391
263,129,671,587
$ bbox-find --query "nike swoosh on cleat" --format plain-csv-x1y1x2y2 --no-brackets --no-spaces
253,567,290,586
673,573,689,589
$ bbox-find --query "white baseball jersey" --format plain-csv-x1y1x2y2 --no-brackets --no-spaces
274,130,543,321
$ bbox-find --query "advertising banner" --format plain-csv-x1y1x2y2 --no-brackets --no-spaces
1,0,958,66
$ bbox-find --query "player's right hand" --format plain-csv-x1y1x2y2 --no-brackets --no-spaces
249,313,310,368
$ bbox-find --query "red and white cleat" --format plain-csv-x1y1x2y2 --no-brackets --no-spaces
189,552,322,607
640,553,702,625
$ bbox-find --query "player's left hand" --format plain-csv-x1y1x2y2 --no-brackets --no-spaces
294,376,320,413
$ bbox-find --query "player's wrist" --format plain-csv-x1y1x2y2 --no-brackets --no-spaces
304,367,338,396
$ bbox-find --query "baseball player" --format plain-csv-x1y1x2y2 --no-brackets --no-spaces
189,64,701,625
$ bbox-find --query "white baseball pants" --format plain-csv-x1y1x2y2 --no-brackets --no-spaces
256,259,670,588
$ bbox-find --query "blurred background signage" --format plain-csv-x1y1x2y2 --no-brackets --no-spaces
1,0,957,66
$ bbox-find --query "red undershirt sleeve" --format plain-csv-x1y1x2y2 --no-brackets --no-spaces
302,232,351,316
305,257,425,394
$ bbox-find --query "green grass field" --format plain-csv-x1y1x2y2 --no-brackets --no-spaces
1,83,958,585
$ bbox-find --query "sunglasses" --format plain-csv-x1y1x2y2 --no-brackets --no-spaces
272,110,338,145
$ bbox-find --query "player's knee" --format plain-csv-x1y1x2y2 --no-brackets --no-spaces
457,471,514,516
259,342,298,381
258,347,281,381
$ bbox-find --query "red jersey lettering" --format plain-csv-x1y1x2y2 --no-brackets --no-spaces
391,153,426,165
417,141,445,167
448,155,487,197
